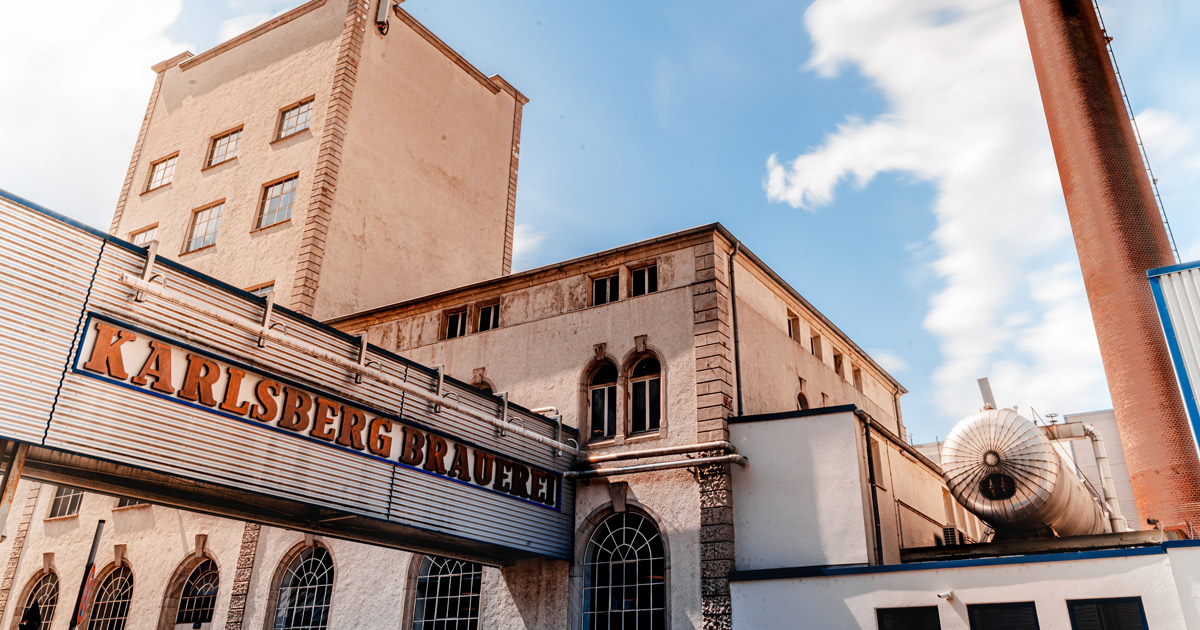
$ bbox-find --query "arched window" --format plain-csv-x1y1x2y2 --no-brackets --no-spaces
271,546,334,630
175,559,219,627
582,512,666,629
629,357,661,435
588,363,618,441
18,572,58,630
88,566,133,630
410,556,483,629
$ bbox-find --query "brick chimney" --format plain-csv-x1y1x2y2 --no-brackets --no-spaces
1018,0,1200,530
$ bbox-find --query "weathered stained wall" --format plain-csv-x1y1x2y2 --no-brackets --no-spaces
314,11,524,320
112,0,344,296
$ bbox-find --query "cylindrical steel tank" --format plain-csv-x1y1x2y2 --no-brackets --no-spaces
941,408,1106,537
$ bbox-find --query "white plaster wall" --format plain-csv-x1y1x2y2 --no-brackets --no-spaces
731,552,1190,629
1168,544,1200,628
730,411,871,570
114,1,344,295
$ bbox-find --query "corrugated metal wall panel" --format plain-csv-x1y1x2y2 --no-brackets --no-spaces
1150,262,1200,450
0,198,102,444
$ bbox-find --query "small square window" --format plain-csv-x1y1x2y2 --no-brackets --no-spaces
477,303,500,332
184,202,224,253
810,333,823,360
833,350,845,378
630,264,658,297
48,486,83,519
207,127,243,167
248,283,275,298
257,175,298,229
277,98,314,139
145,154,178,191
967,602,1040,630
445,310,467,340
130,224,157,247
592,273,619,306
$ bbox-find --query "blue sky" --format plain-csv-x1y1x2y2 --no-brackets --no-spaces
1,0,1197,442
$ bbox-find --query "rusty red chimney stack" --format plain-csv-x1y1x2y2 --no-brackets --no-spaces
1018,0,1200,529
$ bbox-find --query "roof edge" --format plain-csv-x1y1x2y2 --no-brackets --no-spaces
176,0,329,72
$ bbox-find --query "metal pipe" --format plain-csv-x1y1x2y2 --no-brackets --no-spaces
583,441,736,465
564,454,748,479
1083,423,1127,532
119,274,586,458
863,419,885,565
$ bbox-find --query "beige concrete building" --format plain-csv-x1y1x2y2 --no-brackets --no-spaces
110,0,526,320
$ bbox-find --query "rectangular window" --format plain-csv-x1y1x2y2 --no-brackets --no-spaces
206,127,243,167
787,311,800,340
853,367,864,392
277,98,314,139
48,486,83,518
445,310,467,340
130,224,157,247
184,202,224,253
877,606,942,630
248,283,275,298
257,175,298,229
631,377,661,434
968,602,1040,630
590,384,617,440
630,264,658,297
592,273,619,306
1067,598,1148,630
478,303,500,332
833,350,845,378
115,498,144,508
145,153,178,191
810,333,823,359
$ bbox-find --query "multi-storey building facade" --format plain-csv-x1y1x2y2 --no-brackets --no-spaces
110,0,526,321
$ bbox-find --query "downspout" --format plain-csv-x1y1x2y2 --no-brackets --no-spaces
860,411,885,566
1083,424,1127,532
730,241,744,416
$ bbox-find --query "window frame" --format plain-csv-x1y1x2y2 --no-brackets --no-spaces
143,152,179,193
204,125,244,169
1066,597,1149,630
46,486,83,520
629,262,658,298
586,362,619,443
966,602,1041,630
247,282,276,299
590,272,620,307
810,333,823,360
444,308,468,340
408,556,484,630
580,510,667,629
15,570,59,630
129,223,158,247
628,355,662,436
85,564,134,630
476,301,500,333
182,200,226,254
275,97,316,141
255,174,300,231
113,497,146,510
876,606,942,630
786,310,801,341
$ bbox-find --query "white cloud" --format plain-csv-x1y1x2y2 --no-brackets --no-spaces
869,350,910,374
0,1,187,229
768,0,1120,434
512,223,546,272
218,12,273,42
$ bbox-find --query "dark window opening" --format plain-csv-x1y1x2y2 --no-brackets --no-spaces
631,265,658,297
877,606,942,630
445,310,467,340
48,487,82,519
583,512,666,629
478,303,500,332
797,393,810,410
176,559,219,625
1067,598,1148,630
592,274,619,306
630,356,661,435
411,556,483,629
589,363,618,441
968,602,1040,630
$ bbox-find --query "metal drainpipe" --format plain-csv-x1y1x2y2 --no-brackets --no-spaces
564,454,748,479
730,241,744,416
860,412,885,566
1083,423,1127,532
583,441,737,465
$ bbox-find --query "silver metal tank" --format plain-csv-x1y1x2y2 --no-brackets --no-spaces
941,408,1106,537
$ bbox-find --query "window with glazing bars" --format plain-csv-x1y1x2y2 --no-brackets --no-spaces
87,566,133,630
277,99,314,139
629,356,661,434
129,225,157,247
410,556,483,630
1067,598,1148,630
582,512,666,629
258,177,298,229
272,546,334,630
145,154,177,191
588,363,617,441
114,498,143,508
592,274,619,306
630,264,657,297
20,572,58,630
185,202,224,252
176,559,219,626
477,303,500,332
877,606,942,630
47,487,82,518
207,127,243,166
249,283,275,298
445,310,468,340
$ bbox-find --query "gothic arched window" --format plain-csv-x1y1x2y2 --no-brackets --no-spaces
582,512,666,629
410,556,483,629
629,356,661,435
588,363,618,441
88,566,133,630
272,546,334,630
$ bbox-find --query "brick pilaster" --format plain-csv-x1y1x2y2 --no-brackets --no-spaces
692,240,735,630
289,0,369,316
0,484,40,618
500,98,524,276
223,522,261,630
110,59,171,234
